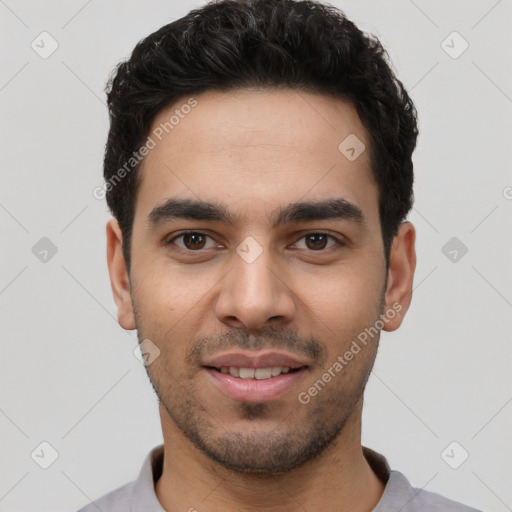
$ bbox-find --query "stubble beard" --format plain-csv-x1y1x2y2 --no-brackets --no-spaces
134,283,386,475
140,331,381,476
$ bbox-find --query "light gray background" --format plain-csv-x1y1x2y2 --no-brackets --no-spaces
1,1,511,511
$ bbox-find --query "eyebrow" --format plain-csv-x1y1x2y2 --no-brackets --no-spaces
147,197,365,228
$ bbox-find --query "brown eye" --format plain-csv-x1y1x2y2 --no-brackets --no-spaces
305,233,328,250
168,232,217,251
183,233,206,250
293,232,341,251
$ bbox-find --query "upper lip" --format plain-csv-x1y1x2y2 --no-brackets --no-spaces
203,351,310,369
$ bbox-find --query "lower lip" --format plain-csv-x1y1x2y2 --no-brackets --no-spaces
204,367,308,403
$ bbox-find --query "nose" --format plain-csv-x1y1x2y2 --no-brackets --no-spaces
214,241,296,331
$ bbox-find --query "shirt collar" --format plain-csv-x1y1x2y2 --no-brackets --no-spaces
129,444,393,511
129,444,165,512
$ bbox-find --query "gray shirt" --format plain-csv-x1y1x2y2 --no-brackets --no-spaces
77,444,482,511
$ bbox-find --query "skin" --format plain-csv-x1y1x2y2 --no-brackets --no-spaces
106,88,416,512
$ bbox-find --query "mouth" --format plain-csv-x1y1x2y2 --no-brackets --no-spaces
202,352,310,403
206,365,304,380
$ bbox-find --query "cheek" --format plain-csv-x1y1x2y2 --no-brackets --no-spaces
300,260,383,321
134,252,215,313
131,260,219,361
293,268,383,367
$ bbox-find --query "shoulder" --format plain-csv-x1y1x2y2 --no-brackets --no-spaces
75,444,165,512
379,470,483,512
76,481,133,512
406,486,482,511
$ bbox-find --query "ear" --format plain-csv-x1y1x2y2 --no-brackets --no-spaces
382,221,416,332
106,218,136,330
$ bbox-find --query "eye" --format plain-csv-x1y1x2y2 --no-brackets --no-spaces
166,231,218,251
293,232,342,251
165,231,343,253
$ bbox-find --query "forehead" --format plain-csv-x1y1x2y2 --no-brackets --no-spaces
135,88,378,224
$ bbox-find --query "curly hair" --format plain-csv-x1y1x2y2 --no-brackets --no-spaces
103,0,418,270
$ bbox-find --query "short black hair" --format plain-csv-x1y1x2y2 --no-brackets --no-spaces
103,0,418,270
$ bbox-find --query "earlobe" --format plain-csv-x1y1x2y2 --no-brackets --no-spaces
382,222,416,332
106,218,136,330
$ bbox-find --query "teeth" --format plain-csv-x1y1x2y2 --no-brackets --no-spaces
239,368,256,379
255,368,272,380
218,366,296,379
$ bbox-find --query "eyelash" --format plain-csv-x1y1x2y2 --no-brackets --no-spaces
164,230,345,252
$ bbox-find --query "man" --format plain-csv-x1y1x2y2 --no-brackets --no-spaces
79,0,481,510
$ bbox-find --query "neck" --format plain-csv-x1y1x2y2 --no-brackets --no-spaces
155,401,385,512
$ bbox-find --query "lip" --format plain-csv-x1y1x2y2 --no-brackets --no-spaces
204,366,308,403
203,350,309,369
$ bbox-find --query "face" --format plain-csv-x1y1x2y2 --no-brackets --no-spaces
107,88,415,474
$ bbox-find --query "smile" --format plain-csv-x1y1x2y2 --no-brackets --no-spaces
204,365,308,402
212,366,300,379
